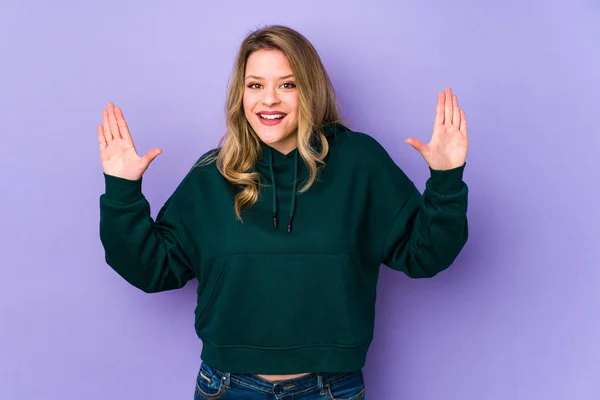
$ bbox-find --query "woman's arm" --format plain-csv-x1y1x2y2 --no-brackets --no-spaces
97,102,195,293
380,88,469,277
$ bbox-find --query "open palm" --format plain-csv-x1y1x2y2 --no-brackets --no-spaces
97,102,162,181
405,88,468,170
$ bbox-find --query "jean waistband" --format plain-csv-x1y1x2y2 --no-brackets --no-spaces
200,361,361,397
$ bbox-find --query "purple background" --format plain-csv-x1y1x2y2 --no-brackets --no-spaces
1,1,599,399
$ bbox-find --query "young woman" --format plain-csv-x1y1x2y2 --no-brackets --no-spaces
97,25,469,400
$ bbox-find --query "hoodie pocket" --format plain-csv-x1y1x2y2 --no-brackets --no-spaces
194,253,374,348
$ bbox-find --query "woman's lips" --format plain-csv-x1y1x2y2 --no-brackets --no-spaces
257,113,286,126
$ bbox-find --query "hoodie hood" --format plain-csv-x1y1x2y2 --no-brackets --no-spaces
256,122,350,234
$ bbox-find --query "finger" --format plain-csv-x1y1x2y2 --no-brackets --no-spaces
405,138,427,155
434,92,444,126
102,110,113,141
142,148,163,166
452,95,460,128
115,106,133,144
107,102,121,139
98,124,107,151
459,109,468,136
444,88,453,126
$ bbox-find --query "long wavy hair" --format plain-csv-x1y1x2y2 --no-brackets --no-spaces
199,25,343,221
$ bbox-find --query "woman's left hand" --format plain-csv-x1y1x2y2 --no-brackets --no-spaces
405,88,468,170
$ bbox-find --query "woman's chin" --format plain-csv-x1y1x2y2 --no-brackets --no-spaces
256,129,286,145
256,131,297,153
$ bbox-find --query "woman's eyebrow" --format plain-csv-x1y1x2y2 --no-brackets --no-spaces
245,74,295,80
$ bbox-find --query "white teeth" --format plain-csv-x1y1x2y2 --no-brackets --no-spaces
259,114,285,120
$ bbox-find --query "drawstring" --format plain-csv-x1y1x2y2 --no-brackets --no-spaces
288,150,298,234
269,148,277,229
268,147,298,234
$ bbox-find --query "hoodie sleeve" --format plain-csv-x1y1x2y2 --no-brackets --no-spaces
378,157,469,278
99,172,196,293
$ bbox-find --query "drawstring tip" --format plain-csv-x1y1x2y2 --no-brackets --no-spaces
273,213,278,229
287,216,293,234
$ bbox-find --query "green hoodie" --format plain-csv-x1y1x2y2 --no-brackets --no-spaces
99,122,468,374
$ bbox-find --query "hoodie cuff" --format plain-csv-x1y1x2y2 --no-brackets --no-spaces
426,163,466,195
103,173,144,203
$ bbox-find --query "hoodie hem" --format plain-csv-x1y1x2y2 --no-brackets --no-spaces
200,340,371,374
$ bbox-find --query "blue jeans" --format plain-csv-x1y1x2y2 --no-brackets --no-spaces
194,361,367,399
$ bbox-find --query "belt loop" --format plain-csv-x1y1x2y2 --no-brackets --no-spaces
317,374,325,395
222,372,231,388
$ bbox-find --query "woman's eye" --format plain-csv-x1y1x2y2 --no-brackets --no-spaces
247,82,295,89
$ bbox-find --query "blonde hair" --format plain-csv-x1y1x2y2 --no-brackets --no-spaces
199,25,343,221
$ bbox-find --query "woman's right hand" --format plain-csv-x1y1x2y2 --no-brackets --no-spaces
97,102,162,181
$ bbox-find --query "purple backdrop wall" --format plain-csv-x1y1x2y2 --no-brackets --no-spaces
1,1,599,399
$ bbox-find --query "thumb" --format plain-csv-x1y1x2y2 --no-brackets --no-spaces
142,148,162,166
405,138,427,155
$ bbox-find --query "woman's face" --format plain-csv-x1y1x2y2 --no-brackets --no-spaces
243,49,299,155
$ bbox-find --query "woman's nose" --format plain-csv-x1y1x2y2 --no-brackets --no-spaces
261,86,280,106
